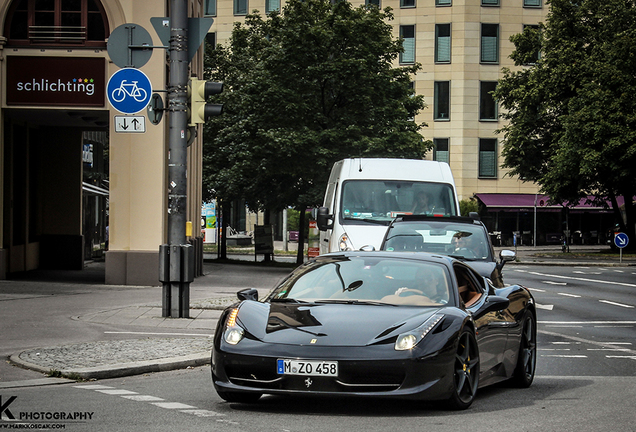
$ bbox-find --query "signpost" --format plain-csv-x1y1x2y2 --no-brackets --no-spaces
107,68,152,114
114,115,146,133
614,232,629,264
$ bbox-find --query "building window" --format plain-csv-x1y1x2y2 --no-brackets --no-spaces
266,0,280,13
401,0,416,7
436,0,452,6
434,81,450,121
205,0,217,16
366,0,380,6
482,0,499,6
234,0,248,15
524,0,542,7
433,138,450,163
4,0,109,47
435,24,451,63
480,24,499,64
479,139,498,178
400,25,415,64
480,81,498,121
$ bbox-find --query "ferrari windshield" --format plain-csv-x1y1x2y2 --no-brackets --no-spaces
383,221,492,261
268,256,453,307
340,180,457,223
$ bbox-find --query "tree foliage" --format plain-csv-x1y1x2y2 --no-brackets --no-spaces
495,0,636,243
201,0,429,213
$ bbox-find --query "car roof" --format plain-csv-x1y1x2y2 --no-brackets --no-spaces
389,215,486,228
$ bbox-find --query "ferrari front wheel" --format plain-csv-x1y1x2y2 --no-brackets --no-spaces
511,310,537,388
447,329,480,410
216,389,262,403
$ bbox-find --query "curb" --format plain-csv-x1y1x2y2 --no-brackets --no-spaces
9,351,211,380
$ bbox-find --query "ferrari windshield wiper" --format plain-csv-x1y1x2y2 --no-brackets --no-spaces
314,299,398,306
270,298,311,304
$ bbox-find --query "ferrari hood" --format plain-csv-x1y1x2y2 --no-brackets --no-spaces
235,300,442,347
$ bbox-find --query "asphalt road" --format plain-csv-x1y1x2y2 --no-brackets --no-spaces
1,262,635,431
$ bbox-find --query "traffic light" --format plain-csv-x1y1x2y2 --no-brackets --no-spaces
189,78,223,125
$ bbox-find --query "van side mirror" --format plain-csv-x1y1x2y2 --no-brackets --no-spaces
316,207,333,231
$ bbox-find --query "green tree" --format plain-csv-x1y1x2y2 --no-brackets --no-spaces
202,0,430,262
495,0,636,246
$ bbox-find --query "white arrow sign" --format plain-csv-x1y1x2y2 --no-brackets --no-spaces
115,115,146,133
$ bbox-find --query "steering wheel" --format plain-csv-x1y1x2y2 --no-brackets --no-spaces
455,247,477,259
395,287,425,296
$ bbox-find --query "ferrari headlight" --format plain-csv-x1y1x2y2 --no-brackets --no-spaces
338,233,354,251
224,326,244,345
224,308,245,345
395,314,444,351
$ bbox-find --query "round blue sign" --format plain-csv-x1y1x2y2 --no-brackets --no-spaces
614,232,629,249
107,68,152,114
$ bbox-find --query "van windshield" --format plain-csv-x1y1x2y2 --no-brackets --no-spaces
340,180,458,223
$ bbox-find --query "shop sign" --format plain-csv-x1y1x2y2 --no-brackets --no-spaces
6,56,105,107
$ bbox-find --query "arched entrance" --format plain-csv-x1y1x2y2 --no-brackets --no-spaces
1,0,110,275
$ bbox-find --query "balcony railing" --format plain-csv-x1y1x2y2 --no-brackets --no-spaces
29,26,86,42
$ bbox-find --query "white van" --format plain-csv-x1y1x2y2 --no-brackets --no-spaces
316,158,460,254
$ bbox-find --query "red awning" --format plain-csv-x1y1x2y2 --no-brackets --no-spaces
474,194,616,213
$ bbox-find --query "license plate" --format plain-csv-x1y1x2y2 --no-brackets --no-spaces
277,359,338,377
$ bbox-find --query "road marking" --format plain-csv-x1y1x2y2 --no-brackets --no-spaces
541,321,636,325
606,356,636,360
74,384,226,419
541,355,588,358
573,271,601,275
540,329,636,356
542,281,567,286
525,270,636,288
121,395,165,402
104,331,212,337
96,389,138,395
599,300,634,308
536,303,554,310
528,287,547,292
558,292,581,298
151,402,197,410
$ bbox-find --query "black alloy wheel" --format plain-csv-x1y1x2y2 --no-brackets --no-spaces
511,310,537,388
447,329,480,410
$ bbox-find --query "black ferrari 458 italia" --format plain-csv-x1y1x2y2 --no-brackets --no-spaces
211,251,536,409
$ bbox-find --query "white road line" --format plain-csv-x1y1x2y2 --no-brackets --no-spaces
542,281,567,286
180,409,225,417
104,331,211,337
96,389,138,395
599,300,634,308
528,287,547,292
525,270,636,288
598,342,632,345
541,355,588,358
558,292,581,298
121,395,165,402
541,321,636,325
536,303,554,310
606,356,636,360
151,402,197,410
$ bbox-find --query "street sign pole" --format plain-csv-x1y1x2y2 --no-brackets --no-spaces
159,0,193,318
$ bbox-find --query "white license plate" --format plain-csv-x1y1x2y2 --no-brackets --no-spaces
277,359,338,377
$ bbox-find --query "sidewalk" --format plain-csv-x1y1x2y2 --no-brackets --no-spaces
3,244,634,388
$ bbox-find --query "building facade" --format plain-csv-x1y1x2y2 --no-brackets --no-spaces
207,0,615,246
0,0,207,283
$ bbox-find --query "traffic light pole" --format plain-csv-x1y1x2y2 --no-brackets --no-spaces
159,0,193,318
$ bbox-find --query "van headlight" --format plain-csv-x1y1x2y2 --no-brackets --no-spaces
338,234,354,251
395,314,444,351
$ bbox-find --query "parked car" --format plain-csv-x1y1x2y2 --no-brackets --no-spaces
379,215,516,287
211,251,537,410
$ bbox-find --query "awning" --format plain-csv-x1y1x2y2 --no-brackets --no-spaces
474,193,615,213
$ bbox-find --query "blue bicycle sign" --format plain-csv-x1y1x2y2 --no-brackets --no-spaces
107,68,152,114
